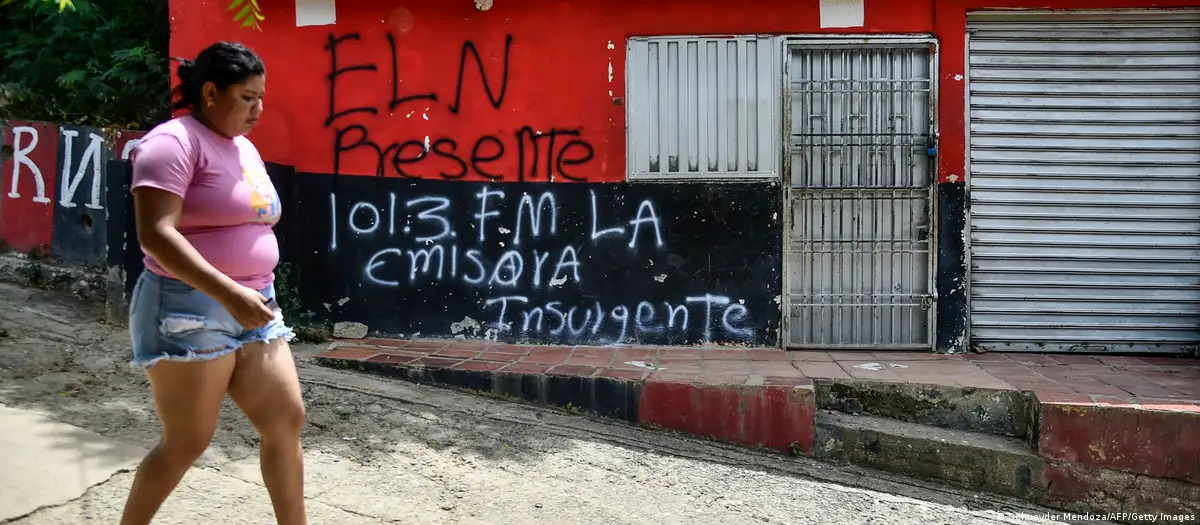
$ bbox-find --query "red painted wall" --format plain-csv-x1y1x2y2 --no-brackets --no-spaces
1,121,144,260
167,0,932,182
1,121,58,254
168,0,1200,184
113,130,147,162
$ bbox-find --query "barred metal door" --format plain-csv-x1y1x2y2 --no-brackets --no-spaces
786,42,936,349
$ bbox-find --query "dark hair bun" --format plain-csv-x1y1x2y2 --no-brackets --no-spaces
176,58,195,84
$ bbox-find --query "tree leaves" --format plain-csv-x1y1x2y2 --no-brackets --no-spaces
227,0,264,31
6,0,264,30
1,0,76,13
0,0,171,129
0,0,262,131
56,69,87,88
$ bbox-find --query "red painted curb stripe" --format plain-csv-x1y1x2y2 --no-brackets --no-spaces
1038,401,1200,485
637,381,815,454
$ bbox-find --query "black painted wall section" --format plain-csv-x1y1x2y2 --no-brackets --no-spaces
54,124,111,264
104,160,139,297
267,162,302,274
286,173,784,347
935,181,967,353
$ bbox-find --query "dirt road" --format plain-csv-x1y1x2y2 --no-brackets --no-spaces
0,281,1071,524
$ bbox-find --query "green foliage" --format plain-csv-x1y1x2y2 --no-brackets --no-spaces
273,262,312,324
1,0,74,13
0,0,170,129
274,262,328,343
11,0,263,29
227,0,265,31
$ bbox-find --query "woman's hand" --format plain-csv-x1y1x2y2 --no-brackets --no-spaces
218,285,276,330
136,187,274,329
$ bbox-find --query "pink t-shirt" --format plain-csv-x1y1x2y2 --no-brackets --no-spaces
130,116,282,290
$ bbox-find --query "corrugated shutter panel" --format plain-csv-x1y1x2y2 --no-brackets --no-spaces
626,36,780,179
967,10,1200,353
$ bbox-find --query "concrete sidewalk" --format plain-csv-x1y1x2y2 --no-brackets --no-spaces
314,339,1200,522
0,413,381,525
0,404,144,521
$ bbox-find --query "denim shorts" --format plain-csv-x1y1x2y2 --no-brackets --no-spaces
129,270,294,369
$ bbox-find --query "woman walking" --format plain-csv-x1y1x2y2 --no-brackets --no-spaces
121,41,307,525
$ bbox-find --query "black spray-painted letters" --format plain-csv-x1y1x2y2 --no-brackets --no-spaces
323,32,595,182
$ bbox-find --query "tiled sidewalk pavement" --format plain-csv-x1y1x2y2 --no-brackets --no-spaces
800,350,1200,404
317,339,1200,406
318,340,808,385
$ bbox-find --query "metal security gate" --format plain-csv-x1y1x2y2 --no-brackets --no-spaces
786,41,936,349
967,10,1200,353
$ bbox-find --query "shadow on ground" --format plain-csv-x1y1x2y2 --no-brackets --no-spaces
0,282,570,471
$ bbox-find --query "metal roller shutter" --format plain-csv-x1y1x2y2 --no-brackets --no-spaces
966,10,1200,353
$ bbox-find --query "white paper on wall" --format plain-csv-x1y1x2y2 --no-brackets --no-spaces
296,0,336,27
819,0,864,28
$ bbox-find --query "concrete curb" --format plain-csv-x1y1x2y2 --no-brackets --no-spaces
812,410,1045,500
313,344,1200,523
1035,392,1200,485
813,379,1037,441
315,355,817,456
1039,461,1200,521
811,380,1200,518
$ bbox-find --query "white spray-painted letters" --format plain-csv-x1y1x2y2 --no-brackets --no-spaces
328,187,756,344
58,129,105,210
6,126,51,204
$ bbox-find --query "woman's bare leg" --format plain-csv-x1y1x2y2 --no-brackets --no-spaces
120,354,237,525
228,338,307,525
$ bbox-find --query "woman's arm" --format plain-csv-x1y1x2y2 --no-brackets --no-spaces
133,187,243,302
130,133,274,329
